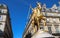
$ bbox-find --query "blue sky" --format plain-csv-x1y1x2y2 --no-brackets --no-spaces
0,0,59,38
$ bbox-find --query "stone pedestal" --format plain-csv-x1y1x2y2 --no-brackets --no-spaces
31,30,53,38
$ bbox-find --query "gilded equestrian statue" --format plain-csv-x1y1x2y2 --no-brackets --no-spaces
32,2,47,33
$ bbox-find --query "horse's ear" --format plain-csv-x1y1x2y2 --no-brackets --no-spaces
36,2,41,6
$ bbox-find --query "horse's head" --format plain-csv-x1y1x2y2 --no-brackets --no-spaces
37,2,41,10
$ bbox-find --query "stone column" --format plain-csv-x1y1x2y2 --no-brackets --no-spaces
58,24,60,33
43,19,48,32
51,24,56,33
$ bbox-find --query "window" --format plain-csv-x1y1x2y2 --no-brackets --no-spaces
0,23,2,25
0,10,1,13
55,25,59,33
1,9,3,13
1,9,7,13
46,19,50,23
0,9,1,13
0,16,2,21
58,25,60,33
48,27,52,34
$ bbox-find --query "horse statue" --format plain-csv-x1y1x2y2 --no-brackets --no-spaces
32,2,47,33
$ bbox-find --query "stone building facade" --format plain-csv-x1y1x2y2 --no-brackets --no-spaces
23,2,60,38
0,4,13,38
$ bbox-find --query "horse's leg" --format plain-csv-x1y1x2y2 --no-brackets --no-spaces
32,19,36,33
36,17,40,30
